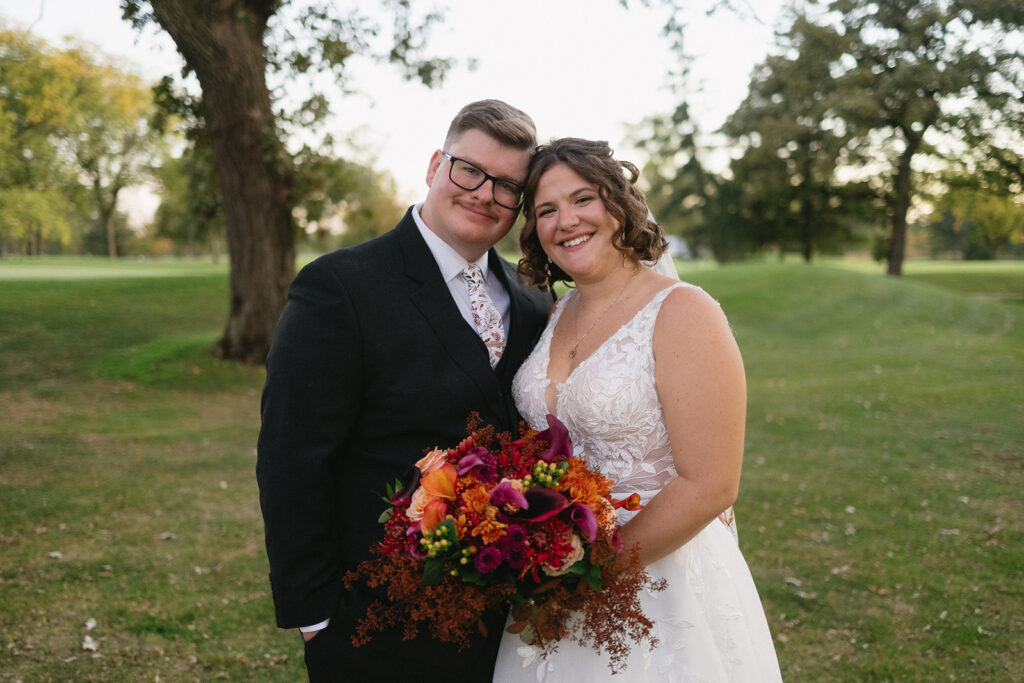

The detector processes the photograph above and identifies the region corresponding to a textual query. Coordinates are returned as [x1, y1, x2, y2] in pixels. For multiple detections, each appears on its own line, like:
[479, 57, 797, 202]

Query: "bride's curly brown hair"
[518, 138, 667, 291]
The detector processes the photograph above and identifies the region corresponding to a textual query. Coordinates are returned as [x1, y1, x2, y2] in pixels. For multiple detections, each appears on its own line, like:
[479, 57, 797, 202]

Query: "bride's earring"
[544, 259, 552, 286]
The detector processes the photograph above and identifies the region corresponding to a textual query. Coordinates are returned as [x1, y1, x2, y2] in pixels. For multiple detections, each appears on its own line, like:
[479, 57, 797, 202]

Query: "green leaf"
[377, 508, 392, 524]
[422, 556, 445, 586]
[567, 560, 588, 576]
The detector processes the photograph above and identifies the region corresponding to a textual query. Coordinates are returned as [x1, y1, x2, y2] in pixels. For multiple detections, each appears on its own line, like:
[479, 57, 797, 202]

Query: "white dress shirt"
[412, 203, 511, 336]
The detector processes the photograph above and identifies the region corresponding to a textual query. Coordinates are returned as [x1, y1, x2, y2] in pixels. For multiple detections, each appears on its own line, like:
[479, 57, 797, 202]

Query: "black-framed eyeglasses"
[442, 152, 525, 210]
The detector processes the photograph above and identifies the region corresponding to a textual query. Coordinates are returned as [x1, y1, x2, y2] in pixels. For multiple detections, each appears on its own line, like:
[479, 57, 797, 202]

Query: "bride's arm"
[618, 286, 747, 566]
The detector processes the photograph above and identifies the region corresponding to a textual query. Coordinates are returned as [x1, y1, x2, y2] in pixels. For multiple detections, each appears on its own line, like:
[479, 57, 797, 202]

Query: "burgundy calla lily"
[490, 480, 528, 509]
[456, 447, 490, 476]
[389, 466, 421, 506]
[535, 414, 572, 462]
[512, 488, 569, 522]
[565, 503, 598, 543]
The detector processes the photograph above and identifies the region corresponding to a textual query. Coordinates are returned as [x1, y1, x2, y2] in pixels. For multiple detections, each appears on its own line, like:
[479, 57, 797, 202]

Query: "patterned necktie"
[461, 263, 505, 368]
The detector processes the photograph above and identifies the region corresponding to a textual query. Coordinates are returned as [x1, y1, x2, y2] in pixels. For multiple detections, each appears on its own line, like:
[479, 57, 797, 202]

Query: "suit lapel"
[396, 215, 505, 417]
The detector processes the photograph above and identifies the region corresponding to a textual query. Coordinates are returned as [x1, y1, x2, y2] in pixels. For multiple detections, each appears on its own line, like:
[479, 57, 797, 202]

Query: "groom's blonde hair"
[444, 99, 537, 151]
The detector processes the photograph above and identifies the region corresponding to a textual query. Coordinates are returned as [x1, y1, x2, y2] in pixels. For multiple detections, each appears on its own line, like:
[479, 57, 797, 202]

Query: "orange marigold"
[471, 505, 507, 545]
[558, 457, 613, 508]
[461, 484, 491, 518]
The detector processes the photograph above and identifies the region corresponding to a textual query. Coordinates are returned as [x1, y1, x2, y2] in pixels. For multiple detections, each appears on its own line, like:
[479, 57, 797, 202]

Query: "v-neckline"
[542, 283, 680, 416]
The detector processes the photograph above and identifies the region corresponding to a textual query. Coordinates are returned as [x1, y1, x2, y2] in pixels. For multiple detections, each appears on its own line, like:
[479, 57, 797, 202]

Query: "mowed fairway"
[1, 258, 1021, 681]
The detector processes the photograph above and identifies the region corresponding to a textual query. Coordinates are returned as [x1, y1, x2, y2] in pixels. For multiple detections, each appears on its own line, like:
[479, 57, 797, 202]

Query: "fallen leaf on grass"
[82, 635, 97, 651]
[46, 551, 62, 560]
[85, 618, 96, 631]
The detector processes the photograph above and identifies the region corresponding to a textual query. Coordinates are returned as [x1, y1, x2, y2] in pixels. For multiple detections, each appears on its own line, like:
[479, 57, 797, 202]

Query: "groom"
[256, 100, 552, 682]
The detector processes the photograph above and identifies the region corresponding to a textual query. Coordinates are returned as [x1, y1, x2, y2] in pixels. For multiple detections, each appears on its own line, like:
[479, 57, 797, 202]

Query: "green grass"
[826, 258, 1024, 303]
[1, 258, 1022, 681]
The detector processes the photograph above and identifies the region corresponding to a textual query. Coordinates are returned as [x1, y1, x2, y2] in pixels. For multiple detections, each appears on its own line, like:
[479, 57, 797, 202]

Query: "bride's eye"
[536, 207, 555, 218]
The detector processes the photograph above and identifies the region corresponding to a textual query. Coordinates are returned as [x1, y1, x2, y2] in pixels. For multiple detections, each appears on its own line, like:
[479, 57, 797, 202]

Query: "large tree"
[121, 0, 451, 363]
[58, 50, 161, 258]
[722, 14, 870, 262]
[822, 0, 1024, 274]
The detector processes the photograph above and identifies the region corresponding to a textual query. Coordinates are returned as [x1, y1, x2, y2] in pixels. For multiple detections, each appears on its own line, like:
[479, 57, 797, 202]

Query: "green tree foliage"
[60, 51, 162, 258]
[925, 180, 1024, 259]
[290, 145, 405, 251]
[647, 1, 1023, 267]
[0, 29, 76, 254]
[721, 14, 878, 262]
[121, 0, 454, 363]
[152, 148, 226, 259]
[0, 29, 161, 257]
[637, 102, 718, 253]
[821, 0, 1024, 274]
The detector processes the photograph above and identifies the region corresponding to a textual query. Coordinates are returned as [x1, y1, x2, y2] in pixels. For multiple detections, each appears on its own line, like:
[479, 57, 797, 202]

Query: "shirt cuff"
[299, 619, 330, 633]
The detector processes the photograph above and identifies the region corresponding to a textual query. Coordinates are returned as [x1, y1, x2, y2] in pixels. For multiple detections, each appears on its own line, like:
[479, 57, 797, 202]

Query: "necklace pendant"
[568, 347, 577, 359]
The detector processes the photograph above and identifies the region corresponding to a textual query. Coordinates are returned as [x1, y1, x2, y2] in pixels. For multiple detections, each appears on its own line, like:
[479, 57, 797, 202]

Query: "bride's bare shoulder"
[655, 284, 737, 354]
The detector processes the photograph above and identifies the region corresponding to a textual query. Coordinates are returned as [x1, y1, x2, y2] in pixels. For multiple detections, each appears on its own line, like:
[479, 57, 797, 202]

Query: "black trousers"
[301, 599, 504, 683]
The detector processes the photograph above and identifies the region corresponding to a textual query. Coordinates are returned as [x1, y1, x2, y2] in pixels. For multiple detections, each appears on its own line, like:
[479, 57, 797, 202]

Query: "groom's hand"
[300, 628, 321, 642]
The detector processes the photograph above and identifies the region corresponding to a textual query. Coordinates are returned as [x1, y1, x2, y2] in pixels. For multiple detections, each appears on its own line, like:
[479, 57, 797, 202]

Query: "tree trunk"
[887, 107, 938, 276]
[886, 141, 915, 276]
[210, 225, 221, 263]
[149, 0, 294, 364]
[100, 189, 120, 259]
[799, 155, 814, 263]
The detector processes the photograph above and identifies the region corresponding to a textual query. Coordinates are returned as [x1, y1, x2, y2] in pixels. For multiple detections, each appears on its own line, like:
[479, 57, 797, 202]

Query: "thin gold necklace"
[568, 274, 635, 359]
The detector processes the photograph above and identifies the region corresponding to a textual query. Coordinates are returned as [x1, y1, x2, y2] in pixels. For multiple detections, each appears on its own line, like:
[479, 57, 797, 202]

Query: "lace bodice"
[513, 283, 692, 500]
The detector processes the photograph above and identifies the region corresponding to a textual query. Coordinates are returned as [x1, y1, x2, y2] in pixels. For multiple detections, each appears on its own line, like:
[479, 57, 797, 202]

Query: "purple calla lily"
[512, 488, 569, 522]
[490, 480, 529, 509]
[389, 466, 421, 506]
[536, 414, 572, 462]
[565, 503, 598, 543]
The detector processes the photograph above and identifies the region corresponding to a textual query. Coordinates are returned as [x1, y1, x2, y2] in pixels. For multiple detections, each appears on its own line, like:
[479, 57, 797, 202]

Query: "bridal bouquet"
[343, 413, 665, 671]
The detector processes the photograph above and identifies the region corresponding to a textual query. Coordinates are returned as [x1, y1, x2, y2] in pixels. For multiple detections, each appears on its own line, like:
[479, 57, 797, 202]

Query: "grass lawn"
[1, 257, 1021, 681]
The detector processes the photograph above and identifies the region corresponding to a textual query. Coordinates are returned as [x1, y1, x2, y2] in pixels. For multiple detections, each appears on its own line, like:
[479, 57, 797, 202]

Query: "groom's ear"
[425, 149, 443, 188]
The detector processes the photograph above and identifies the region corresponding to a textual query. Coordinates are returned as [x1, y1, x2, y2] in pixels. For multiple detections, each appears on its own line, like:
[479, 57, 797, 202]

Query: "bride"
[492, 138, 782, 681]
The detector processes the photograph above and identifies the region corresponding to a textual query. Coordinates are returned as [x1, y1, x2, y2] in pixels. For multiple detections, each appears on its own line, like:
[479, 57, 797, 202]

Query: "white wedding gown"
[492, 283, 782, 682]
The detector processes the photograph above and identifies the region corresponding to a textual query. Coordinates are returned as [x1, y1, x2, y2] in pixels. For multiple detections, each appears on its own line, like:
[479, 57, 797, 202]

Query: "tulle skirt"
[492, 519, 782, 682]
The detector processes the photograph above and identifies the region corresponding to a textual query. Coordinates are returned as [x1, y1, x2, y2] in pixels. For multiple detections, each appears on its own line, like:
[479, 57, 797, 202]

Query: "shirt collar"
[412, 203, 490, 283]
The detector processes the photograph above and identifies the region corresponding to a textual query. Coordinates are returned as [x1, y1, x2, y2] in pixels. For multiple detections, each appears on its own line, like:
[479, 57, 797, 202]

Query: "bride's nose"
[558, 207, 579, 230]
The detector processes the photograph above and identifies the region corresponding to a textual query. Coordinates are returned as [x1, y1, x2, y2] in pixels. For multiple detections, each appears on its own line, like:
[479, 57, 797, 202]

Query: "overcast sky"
[1, 0, 783, 202]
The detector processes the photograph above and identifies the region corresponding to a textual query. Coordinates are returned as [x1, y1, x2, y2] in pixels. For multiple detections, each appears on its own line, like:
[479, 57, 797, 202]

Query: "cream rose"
[542, 533, 585, 577]
[406, 486, 432, 522]
[416, 448, 448, 475]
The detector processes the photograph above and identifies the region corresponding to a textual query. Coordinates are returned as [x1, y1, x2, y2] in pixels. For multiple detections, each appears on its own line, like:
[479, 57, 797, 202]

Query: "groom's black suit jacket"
[257, 208, 552, 681]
